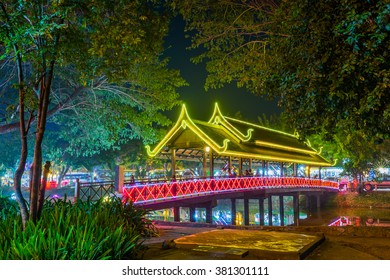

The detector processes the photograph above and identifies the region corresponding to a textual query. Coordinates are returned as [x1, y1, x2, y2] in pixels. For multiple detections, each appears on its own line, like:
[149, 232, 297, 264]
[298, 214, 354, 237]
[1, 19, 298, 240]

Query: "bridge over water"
[114, 103, 339, 226]
[121, 176, 338, 226]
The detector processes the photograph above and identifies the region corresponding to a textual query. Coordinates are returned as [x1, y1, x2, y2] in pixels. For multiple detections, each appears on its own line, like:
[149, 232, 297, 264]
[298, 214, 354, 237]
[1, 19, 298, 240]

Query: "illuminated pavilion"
[145, 103, 333, 179]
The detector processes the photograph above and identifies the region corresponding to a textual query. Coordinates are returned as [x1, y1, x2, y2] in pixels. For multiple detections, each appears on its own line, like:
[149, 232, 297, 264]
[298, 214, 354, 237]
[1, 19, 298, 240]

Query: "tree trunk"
[8, 19, 30, 227]
[57, 165, 70, 187]
[37, 161, 51, 219]
[13, 96, 30, 227]
[30, 62, 56, 223]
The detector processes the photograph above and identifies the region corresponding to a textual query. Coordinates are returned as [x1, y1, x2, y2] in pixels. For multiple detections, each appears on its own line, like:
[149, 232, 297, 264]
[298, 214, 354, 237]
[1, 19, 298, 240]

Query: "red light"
[122, 177, 338, 205]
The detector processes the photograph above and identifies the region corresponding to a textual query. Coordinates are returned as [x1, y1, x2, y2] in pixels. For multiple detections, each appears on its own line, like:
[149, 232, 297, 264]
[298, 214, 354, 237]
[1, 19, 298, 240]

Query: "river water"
[148, 196, 390, 227]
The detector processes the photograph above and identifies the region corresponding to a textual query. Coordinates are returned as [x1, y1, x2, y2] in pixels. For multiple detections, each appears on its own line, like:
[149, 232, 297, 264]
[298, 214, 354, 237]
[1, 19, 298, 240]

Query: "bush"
[0, 196, 156, 260]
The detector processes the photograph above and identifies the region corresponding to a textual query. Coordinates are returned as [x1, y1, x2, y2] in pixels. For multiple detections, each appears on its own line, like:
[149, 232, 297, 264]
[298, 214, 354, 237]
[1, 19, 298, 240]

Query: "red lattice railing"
[122, 177, 339, 205]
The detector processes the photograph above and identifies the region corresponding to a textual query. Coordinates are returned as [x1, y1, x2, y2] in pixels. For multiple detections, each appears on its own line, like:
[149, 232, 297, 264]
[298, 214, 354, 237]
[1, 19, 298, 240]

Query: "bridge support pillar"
[244, 198, 249, 226]
[206, 205, 212, 224]
[305, 194, 312, 211]
[268, 196, 273, 226]
[173, 206, 180, 222]
[189, 207, 196, 222]
[316, 194, 321, 209]
[231, 198, 236, 225]
[279, 195, 284, 226]
[293, 194, 299, 226]
[259, 197, 265, 226]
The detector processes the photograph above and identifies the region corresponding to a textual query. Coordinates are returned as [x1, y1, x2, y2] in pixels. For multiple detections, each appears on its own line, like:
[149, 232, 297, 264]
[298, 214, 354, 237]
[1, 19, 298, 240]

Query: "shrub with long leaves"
[0, 196, 155, 259]
[0, 193, 19, 221]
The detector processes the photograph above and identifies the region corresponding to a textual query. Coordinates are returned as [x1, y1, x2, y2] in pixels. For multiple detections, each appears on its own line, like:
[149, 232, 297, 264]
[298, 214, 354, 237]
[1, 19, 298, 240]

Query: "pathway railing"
[74, 180, 115, 202]
[122, 176, 339, 205]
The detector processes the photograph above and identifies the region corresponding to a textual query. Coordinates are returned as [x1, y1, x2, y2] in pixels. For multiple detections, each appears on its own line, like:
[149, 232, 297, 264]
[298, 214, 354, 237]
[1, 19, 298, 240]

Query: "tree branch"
[0, 85, 85, 134]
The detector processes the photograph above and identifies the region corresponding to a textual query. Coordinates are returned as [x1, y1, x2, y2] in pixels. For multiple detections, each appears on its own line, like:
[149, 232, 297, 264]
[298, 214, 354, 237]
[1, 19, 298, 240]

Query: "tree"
[172, 0, 277, 93]
[0, 0, 185, 226]
[266, 0, 390, 141]
[173, 0, 389, 177]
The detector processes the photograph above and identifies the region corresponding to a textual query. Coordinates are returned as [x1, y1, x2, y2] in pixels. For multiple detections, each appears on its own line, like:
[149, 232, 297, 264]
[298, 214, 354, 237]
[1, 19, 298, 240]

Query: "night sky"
[164, 17, 281, 123]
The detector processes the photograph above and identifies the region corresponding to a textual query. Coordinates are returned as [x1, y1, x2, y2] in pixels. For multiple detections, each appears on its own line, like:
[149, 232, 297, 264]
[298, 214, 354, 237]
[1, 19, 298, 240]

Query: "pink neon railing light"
[122, 177, 339, 205]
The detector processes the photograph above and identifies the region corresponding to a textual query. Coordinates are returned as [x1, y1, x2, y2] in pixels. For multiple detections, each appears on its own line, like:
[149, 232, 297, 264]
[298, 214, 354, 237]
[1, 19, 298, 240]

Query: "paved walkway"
[143, 223, 323, 260]
[142, 222, 390, 260]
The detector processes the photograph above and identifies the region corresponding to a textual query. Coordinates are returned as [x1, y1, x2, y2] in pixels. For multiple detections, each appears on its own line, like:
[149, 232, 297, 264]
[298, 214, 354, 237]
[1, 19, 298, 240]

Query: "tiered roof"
[146, 104, 333, 166]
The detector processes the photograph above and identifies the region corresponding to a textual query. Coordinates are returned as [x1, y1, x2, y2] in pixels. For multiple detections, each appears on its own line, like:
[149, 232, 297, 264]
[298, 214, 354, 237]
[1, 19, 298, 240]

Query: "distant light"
[205, 146, 210, 152]
[378, 168, 387, 174]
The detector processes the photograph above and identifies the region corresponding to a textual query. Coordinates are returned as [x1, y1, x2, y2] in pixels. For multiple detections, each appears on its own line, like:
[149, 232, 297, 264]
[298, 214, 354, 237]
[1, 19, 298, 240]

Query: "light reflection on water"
[304, 207, 390, 227]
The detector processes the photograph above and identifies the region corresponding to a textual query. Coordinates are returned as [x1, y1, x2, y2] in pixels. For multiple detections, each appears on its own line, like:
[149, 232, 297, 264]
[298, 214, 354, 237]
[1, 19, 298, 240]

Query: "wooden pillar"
[206, 205, 212, 224]
[293, 194, 299, 226]
[173, 206, 180, 222]
[228, 156, 232, 173]
[249, 158, 253, 172]
[209, 150, 214, 178]
[231, 198, 236, 225]
[114, 165, 124, 193]
[203, 152, 207, 178]
[244, 198, 249, 226]
[239, 158, 243, 176]
[190, 207, 196, 222]
[259, 197, 265, 226]
[171, 149, 176, 178]
[318, 167, 322, 179]
[307, 166, 311, 178]
[280, 162, 284, 177]
[279, 195, 284, 226]
[293, 163, 298, 177]
[262, 161, 266, 176]
[268, 195, 273, 226]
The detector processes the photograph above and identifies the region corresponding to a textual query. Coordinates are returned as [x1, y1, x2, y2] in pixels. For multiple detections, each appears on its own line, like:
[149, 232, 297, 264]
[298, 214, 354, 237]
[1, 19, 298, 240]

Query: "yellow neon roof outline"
[209, 103, 321, 155]
[223, 116, 322, 154]
[206, 116, 242, 143]
[254, 140, 318, 155]
[146, 104, 230, 157]
[146, 104, 187, 157]
[146, 103, 333, 166]
[208, 103, 253, 142]
[222, 151, 333, 166]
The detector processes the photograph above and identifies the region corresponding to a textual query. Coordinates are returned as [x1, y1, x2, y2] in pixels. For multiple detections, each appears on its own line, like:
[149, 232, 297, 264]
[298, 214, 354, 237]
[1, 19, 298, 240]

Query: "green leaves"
[1, 0, 186, 173]
[0, 197, 153, 259]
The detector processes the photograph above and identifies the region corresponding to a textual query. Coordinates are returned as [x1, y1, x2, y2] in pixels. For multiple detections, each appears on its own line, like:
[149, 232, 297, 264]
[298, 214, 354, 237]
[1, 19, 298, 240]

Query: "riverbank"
[331, 191, 390, 208]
